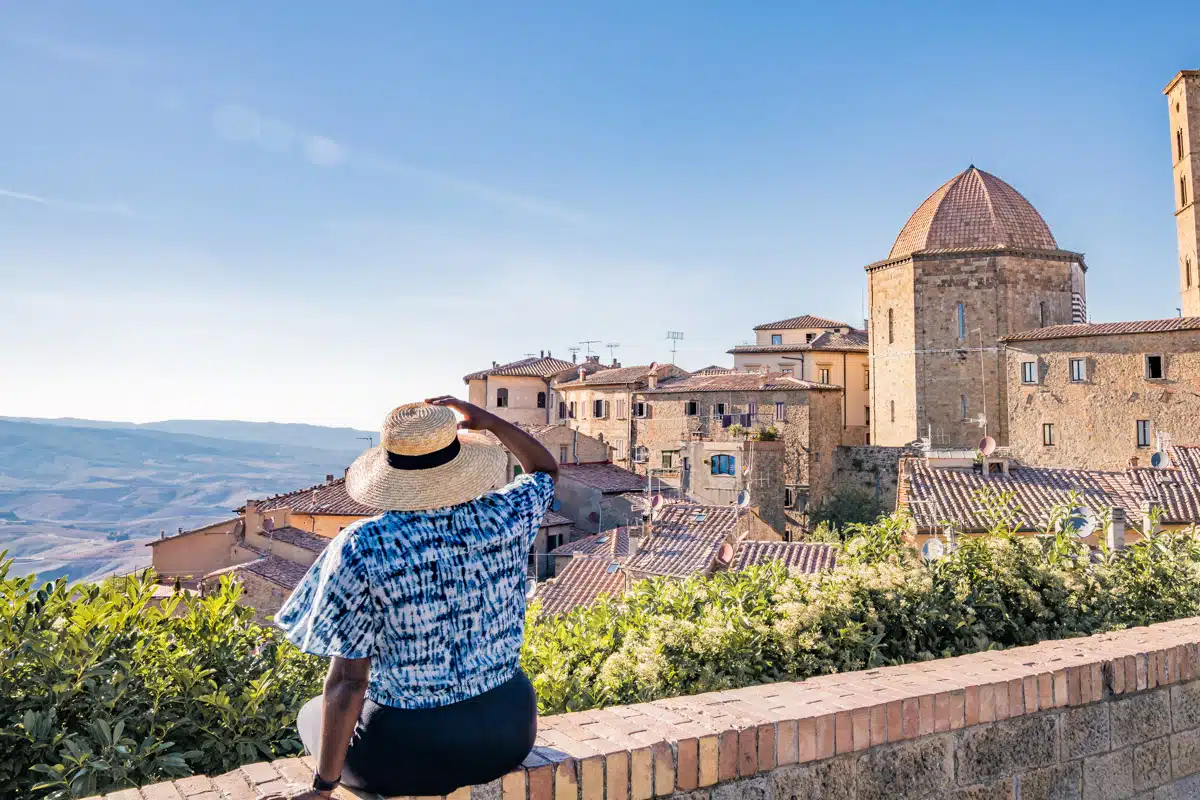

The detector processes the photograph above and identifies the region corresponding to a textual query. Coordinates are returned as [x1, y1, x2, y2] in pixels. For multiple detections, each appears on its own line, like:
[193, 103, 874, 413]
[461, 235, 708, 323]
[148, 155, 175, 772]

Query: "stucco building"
[728, 314, 870, 443]
[1167, 71, 1200, 317]
[867, 166, 1087, 450]
[463, 353, 605, 425]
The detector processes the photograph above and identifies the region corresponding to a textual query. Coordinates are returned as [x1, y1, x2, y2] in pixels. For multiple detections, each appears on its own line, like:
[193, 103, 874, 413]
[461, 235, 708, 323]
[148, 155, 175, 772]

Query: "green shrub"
[0, 561, 324, 799]
[806, 486, 889, 533]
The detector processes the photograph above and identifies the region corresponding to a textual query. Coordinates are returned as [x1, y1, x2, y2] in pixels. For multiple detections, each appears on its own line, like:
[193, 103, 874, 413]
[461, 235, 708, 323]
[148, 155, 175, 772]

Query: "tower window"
[1021, 361, 1038, 384]
[1043, 423, 1055, 447]
[864, 405, 870, 425]
[1137, 419, 1151, 448]
[1187, 257, 1193, 289]
[956, 303, 966, 341]
[888, 309, 894, 344]
[1183, 175, 1190, 209]
[864, 368, 870, 390]
[1039, 301, 1047, 328]
[1179, 129, 1186, 162]
[1070, 358, 1087, 382]
[1145, 355, 1164, 380]
[961, 395, 968, 420]
[890, 400, 895, 423]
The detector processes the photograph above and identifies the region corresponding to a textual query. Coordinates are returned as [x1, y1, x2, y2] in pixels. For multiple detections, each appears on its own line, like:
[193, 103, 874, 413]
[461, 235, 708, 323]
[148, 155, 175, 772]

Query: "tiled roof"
[644, 372, 840, 393]
[464, 356, 604, 381]
[1001, 317, 1200, 342]
[728, 330, 869, 355]
[147, 517, 240, 547]
[753, 314, 851, 331]
[889, 167, 1058, 260]
[533, 556, 626, 616]
[267, 526, 331, 553]
[731, 541, 838, 574]
[556, 364, 689, 387]
[618, 488, 688, 514]
[1125, 447, 1200, 524]
[541, 511, 574, 527]
[1166, 446, 1200, 482]
[256, 478, 378, 516]
[549, 528, 631, 559]
[693, 365, 735, 375]
[898, 458, 1148, 531]
[558, 462, 649, 494]
[238, 555, 311, 590]
[623, 505, 739, 578]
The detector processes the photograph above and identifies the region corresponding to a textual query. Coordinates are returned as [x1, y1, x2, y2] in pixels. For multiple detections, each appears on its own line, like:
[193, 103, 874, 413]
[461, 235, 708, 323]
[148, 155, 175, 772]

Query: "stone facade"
[1005, 329, 1200, 469]
[681, 440, 786, 534]
[832, 444, 918, 509]
[105, 616, 1200, 800]
[869, 250, 1084, 450]
[1167, 71, 1200, 317]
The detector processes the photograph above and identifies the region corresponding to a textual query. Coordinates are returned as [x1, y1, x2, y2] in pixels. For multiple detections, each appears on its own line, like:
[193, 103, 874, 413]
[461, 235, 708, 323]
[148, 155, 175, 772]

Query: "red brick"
[171, 777, 213, 798]
[696, 735, 717, 788]
[815, 714, 834, 759]
[212, 773, 256, 800]
[994, 682, 1010, 720]
[851, 707, 871, 751]
[717, 729, 738, 781]
[580, 756, 604, 800]
[606, 751, 629, 800]
[757, 723, 776, 772]
[676, 738, 698, 791]
[105, 791, 144, 800]
[1008, 678, 1025, 717]
[240, 763, 281, 785]
[651, 740, 673, 797]
[918, 695, 935, 736]
[1091, 662, 1104, 700]
[964, 686, 980, 727]
[140, 782, 183, 800]
[529, 764, 553, 800]
[630, 747, 653, 800]
[555, 760, 579, 800]
[777, 718, 798, 765]
[255, 780, 289, 797]
[1023, 676, 1039, 713]
[270, 759, 311, 787]
[901, 698, 920, 739]
[934, 693, 951, 732]
[501, 769, 527, 800]
[738, 727, 757, 776]
[1053, 670, 1069, 708]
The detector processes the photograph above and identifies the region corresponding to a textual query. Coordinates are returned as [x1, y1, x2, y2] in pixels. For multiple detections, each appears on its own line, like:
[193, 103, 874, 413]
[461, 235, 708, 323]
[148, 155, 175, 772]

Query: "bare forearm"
[317, 659, 369, 784]
[486, 416, 558, 478]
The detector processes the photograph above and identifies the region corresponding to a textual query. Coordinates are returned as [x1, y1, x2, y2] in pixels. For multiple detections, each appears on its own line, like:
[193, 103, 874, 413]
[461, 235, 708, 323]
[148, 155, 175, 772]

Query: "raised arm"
[426, 396, 558, 479]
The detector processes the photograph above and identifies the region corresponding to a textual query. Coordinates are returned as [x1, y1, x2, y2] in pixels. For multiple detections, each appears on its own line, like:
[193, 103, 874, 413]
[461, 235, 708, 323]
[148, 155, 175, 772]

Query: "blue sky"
[0, 2, 1193, 430]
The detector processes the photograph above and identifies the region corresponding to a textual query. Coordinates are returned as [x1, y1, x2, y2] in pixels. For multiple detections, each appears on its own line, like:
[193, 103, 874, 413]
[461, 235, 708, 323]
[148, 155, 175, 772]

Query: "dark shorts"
[297, 670, 538, 797]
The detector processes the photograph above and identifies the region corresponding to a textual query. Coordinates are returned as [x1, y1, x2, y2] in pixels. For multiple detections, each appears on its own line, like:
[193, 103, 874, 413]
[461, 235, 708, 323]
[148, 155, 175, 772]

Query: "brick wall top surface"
[88, 616, 1200, 800]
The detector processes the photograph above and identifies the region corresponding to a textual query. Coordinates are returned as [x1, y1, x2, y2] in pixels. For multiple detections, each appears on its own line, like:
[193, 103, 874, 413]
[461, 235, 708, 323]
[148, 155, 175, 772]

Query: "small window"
[661, 451, 675, 469]
[805, 333, 816, 343]
[558, 446, 569, 464]
[747, 401, 757, 418]
[784, 486, 795, 508]
[775, 401, 786, 421]
[1137, 420, 1151, 448]
[685, 400, 698, 416]
[593, 399, 605, 418]
[890, 400, 895, 423]
[715, 402, 726, 416]
[558, 401, 567, 419]
[1039, 301, 1047, 328]
[1179, 128, 1186, 162]
[1188, 257, 1194, 289]
[781, 368, 793, 376]
[956, 303, 966, 340]
[818, 367, 831, 384]
[960, 395, 968, 420]
[1021, 361, 1038, 384]
[632, 402, 647, 418]
[771, 334, 782, 345]
[495, 388, 509, 408]
[1043, 423, 1055, 446]
[864, 369, 870, 390]
[537, 392, 547, 409]
[616, 399, 626, 419]
[1183, 175, 1190, 209]
[1069, 358, 1087, 382]
[569, 401, 577, 419]
[1146, 355, 1164, 380]
[633, 445, 649, 463]
[887, 309, 894, 344]
[864, 406, 870, 425]
[546, 532, 564, 551]
[814, 452, 821, 464]
[710, 454, 736, 475]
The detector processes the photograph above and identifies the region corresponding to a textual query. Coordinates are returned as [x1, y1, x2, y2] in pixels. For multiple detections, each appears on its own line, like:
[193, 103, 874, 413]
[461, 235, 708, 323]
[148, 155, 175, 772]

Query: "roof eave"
[865, 246, 1088, 273]
[1164, 70, 1200, 94]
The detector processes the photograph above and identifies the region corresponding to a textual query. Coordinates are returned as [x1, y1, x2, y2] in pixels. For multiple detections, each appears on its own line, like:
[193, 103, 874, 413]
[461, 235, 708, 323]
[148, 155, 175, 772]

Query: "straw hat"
[346, 403, 507, 511]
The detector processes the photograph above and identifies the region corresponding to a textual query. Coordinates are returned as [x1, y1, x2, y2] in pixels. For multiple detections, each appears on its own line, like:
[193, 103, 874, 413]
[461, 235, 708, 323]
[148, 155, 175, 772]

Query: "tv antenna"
[606, 342, 620, 361]
[579, 340, 600, 357]
[357, 436, 374, 448]
[567, 346, 581, 362]
[666, 331, 684, 364]
[524, 352, 537, 359]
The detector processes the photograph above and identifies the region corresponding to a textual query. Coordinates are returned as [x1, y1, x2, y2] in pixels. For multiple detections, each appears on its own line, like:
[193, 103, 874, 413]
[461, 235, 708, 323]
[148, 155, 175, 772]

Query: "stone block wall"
[93, 617, 1200, 800]
[832, 444, 919, 510]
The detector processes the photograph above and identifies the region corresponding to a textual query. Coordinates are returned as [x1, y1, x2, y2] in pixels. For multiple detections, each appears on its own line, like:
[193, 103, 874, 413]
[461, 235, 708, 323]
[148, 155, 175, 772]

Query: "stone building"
[1002, 319, 1200, 470]
[728, 314, 870, 443]
[631, 371, 844, 537]
[867, 166, 1087, 450]
[463, 353, 605, 426]
[1166, 71, 1200, 317]
[552, 362, 689, 466]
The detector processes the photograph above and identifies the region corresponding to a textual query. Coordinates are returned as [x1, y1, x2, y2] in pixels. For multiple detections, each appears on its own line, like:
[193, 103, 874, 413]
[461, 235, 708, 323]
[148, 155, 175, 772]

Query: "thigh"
[296, 696, 323, 758]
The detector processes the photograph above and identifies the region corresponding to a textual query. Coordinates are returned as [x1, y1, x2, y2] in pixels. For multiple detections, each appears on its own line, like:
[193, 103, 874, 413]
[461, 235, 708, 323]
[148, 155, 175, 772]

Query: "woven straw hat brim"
[345, 430, 507, 512]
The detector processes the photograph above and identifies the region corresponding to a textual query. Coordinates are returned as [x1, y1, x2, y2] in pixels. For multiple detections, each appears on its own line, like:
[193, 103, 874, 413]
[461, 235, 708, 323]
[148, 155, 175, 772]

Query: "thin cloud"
[0, 188, 136, 219]
[3, 33, 146, 70]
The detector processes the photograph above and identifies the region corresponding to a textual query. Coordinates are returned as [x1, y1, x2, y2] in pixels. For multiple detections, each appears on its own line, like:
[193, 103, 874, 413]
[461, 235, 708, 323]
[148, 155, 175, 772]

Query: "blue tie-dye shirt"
[276, 471, 555, 709]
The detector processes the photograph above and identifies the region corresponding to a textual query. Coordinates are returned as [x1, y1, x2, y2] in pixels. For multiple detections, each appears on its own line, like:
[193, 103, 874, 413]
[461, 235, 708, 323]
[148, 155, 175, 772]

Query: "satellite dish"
[1062, 506, 1096, 539]
[650, 495, 664, 511]
[737, 490, 751, 508]
[715, 542, 735, 566]
[1151, 451, 1169, 468]
[978, 436, 997, 456]
[262, 518, 275, 532]
[551, 498, 562, 512]
[525, 578, 537, 599]
[921, 538, 945, 561]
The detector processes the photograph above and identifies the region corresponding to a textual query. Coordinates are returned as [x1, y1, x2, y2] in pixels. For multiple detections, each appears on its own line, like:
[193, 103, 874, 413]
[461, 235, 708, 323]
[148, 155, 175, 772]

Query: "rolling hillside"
[0, 418, 362, 584]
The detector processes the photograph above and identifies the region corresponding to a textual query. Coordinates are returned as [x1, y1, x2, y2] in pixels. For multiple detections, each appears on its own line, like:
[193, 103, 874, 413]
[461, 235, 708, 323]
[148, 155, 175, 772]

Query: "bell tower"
[1166, 71, 1200, 317]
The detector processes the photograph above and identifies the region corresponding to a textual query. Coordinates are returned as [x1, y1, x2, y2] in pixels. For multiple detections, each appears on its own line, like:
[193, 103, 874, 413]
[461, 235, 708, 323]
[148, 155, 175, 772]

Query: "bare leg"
[297, 695, 323, 759]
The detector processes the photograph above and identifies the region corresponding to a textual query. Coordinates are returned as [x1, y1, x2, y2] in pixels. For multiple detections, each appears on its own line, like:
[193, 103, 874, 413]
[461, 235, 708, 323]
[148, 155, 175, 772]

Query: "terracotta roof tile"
[1001, 317, 1200, 342]
[541, 511, 574, 527]
[558, 462, 649, 493]
[693, 365, 735, 375]
[464, 357, 605, 381]
[207, 555, 311, 591]
[890, 167, 1057, 260]
[266, 526, 329, 553]
[731, 541, 838, 574]
[728, 330, 868, 355]
[534, 557, 626, 616]
[549, 528, 631, 558]
[256, 478, 378, 516]
[753, 314, 851, 331]
[623, 505, 739, 577]
[644, 372, 840, 393]
[556, 364, 689, 387]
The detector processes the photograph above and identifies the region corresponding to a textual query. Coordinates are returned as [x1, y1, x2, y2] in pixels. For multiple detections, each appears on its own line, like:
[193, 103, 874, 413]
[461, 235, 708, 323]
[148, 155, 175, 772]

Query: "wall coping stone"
[82, 616, 1200, 800]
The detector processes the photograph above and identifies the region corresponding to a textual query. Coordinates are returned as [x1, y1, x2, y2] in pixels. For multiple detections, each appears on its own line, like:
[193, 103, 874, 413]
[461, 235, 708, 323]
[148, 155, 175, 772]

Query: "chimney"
[609, 527, 620, 560]
[578, 367, 586, 382]
[641, 512, 653, 546]
[1106, 508, 1126, 551]
[612, 358, 620, 368]
[647, 362, 659, 390]
[325, 473, 334, 483]
[493, 360, 499, 368]
[244, 499, 264, 535]
[548, 349, 552, 358]
[572, 351, 577, 363]
[540, 350, 545, 358]
[863, 318, 869, 331]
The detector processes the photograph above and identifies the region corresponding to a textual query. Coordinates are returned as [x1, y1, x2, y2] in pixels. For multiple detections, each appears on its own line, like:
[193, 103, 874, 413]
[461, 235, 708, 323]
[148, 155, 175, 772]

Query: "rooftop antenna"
[666, 331, 685, 365]
[579, 340, 600, 357]
[606, 342, 620, 362]
[357, 436, 374, 448]
[567, 346, 581, 362]
[524, 352, 537, 359]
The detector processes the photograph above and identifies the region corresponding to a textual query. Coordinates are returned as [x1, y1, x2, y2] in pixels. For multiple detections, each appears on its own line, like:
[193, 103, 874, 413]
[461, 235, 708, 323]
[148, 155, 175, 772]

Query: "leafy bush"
[806, 486, 889, 533]
[0, 561, 324, 799]
[522, 498, 1200, 715]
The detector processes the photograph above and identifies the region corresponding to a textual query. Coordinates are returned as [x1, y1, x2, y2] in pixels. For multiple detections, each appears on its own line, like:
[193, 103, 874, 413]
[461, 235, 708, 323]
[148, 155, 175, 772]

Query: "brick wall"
[105, 616, 1200, 800]
[1005, 330, 1200, 470]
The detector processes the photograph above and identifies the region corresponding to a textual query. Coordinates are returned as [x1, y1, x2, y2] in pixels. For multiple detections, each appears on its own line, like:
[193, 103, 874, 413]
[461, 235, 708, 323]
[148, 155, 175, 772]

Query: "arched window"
[537, 391, 546, 409]
[887, 309, 894, 344]
[495, 388, 509, 408]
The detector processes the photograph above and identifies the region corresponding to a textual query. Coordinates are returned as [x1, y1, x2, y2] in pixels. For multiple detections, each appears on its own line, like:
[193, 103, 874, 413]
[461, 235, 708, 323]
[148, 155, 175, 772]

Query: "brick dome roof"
[889, 166, 1057, 260]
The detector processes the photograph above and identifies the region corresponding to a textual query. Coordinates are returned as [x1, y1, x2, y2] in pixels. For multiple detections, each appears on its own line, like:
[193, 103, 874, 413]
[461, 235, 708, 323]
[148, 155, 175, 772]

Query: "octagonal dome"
[889, 166, 1057, 260]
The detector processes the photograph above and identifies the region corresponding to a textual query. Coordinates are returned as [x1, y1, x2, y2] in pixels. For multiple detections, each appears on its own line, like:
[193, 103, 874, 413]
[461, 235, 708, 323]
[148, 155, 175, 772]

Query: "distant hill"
[0, 418, 362, 584]
[2, 416, 375, 452]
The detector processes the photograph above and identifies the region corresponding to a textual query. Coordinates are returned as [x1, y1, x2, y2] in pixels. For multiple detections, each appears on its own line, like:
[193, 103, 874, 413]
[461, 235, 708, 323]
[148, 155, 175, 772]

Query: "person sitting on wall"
[265, 397, 557, 798]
